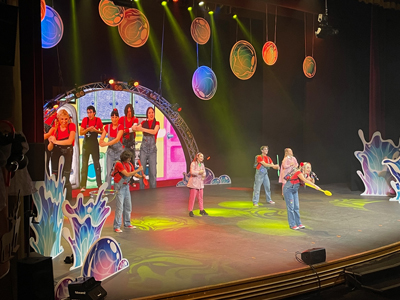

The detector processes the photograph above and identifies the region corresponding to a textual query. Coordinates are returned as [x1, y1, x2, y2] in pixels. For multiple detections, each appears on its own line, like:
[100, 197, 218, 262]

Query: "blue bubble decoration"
[192, 66, 217, 100]
[41, 5, 64, 49]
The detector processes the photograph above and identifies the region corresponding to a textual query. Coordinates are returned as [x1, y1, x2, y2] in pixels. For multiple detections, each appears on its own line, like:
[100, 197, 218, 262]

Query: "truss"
[48, 81, 199, 162]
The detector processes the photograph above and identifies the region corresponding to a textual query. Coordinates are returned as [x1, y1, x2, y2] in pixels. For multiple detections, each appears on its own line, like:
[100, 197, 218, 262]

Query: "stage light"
[113, 84, 123, 91]
[188, 6, 192, 11]
[232, 14, 237, 19]
[199, 1, 204, 6]
[161, 1, 167, 6]
[74, 86, 86, 99]
[171, 103, 181, 112]
[172, 0, 178, 2]
[134, 81, 139, 87]
[315, 1, 338, 39]
[208, 10, 213, 15]
[109, 79, 115, 84]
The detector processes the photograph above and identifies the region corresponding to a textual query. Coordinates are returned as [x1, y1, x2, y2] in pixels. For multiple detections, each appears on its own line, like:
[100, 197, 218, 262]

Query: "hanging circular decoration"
[41, 5, 64, 49]
[262, 41, 278, 66]
[303, 56, 316, 78]
[40, 0, 46, 21]
[229, 40, 257, 80]
[192, 66, 217, 100]
[118, 8, 149, 48]
[190, 17, 210, 45]
[98, 0, 125, 27]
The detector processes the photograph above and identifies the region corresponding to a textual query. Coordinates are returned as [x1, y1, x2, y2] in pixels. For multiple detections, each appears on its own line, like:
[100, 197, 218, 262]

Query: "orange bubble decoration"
[118, 8, 149, 48]
[262, 41, 278, 66]
[303, 56, 316, 78]
[190, 17, 210, 45]
[40, 0, 46, 21]
[98, 0, 125, 27]
[229, 40, 257, 80]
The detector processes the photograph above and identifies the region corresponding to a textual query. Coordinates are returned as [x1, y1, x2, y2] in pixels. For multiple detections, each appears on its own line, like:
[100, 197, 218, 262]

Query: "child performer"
[112, 150, 142, 233]
[187, 152, 208, 217]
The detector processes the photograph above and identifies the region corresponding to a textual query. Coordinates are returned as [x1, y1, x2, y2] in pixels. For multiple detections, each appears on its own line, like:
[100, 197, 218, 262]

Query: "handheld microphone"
[311, 171, 319, 181]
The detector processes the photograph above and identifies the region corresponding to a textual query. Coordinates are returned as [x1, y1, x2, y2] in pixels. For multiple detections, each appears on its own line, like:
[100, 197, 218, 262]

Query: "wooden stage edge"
[133, 242, 400, 300]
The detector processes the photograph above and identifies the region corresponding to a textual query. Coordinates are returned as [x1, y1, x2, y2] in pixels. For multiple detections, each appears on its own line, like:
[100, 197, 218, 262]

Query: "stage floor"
[53, 179, 400, 300]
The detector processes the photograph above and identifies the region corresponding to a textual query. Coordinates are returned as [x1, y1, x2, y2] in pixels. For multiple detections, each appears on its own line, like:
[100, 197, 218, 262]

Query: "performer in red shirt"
[118, 103, 138, 158]
[135, 107, 160, 189]
[252, 145, 279, 206]
[111, 150, 142, 233]
[79, 105, 103, 191]
[283, 162, 320, 230]
[48, 109, 76, 200]
[99, 109, 124, 190]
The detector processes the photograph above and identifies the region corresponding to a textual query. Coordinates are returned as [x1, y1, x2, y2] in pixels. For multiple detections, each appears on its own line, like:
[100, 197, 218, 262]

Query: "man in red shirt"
[79, 106, 103, 191]
[252, 145, 279, 206]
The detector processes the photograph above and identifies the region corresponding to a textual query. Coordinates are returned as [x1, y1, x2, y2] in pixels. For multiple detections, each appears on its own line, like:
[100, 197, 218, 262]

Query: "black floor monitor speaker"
[301, 247, 326, 265]
[17, 254, 55, 300]
[68, 277, 107, 300]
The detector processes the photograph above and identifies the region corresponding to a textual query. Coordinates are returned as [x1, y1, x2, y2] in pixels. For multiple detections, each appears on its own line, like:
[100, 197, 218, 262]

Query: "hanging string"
[265, 4, 268, 41]
[312, 16, 315, 57]
[304, 13, 307, 58]
[250, 18, 252, 44]
[196, 43, 199, 68]
[210, 22, 214, 69]
[159, 9, 166, 96]
[236, 21, 238, 42]
[274, 6, 277, 44]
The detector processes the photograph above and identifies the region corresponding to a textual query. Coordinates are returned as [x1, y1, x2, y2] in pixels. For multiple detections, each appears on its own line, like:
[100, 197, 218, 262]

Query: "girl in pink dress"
[187, 152, 208, 217]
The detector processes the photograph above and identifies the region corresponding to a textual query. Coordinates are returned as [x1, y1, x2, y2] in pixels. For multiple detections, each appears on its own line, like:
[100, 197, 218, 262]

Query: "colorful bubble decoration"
[41, 5, 64, 49]
[192, 66, 218, 100]
[262, 41, 278, 66]
[40, 0, 46, 21]
[230, 40, 257, 80]
[98, 0, 125, 27]
[190, 17, 210, 45]
[118, 8, 149, 48]
[303, 56, 316, 78]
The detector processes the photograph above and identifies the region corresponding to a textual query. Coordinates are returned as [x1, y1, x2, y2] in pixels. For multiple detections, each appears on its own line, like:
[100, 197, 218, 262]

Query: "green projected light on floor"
[132, 216, 196, 231]
[237, 219, 306, 236]
[329, 199, 383, 210]
[128, 249, 239, 288]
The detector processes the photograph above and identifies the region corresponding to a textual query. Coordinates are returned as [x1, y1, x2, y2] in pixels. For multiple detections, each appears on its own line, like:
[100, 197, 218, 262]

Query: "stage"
[53, 179, 400, 300]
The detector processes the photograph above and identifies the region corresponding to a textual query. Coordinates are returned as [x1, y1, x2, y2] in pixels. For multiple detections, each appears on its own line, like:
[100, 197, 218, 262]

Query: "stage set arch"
[49, 81, 230, 189]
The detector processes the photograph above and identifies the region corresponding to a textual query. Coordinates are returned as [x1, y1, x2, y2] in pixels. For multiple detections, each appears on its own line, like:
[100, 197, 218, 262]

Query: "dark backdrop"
[42, 0, 400, 186]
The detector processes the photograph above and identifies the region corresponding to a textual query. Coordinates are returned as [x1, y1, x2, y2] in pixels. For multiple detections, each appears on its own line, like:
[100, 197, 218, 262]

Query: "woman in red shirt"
[48, 109, 76, 200]
[283, 162, 320, 230]
[136, 107, 159, 189]
[99, 109, 124, 190]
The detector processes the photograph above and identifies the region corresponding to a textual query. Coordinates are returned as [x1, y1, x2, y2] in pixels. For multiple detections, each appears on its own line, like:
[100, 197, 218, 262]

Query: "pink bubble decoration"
[40, 0, 46, 21]
[41, 5, 64, 49]
[229, 40, 257, 80]
[192, 66, 218, 100]
[262, 41, 278, 66]
[190, 17, 210, 45]
[303, 56, 316, 78]
[98, 0, 125, 27]
[118, 8, 149, 48]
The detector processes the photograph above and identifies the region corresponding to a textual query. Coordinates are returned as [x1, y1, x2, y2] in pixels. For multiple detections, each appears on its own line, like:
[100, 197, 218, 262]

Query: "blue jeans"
[139, 136, 157, 189]
[113, 181, 132, 229]
[252, 167, 272, 204]
[283, 182, 301, 228]
[105, 143, 123, 190]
